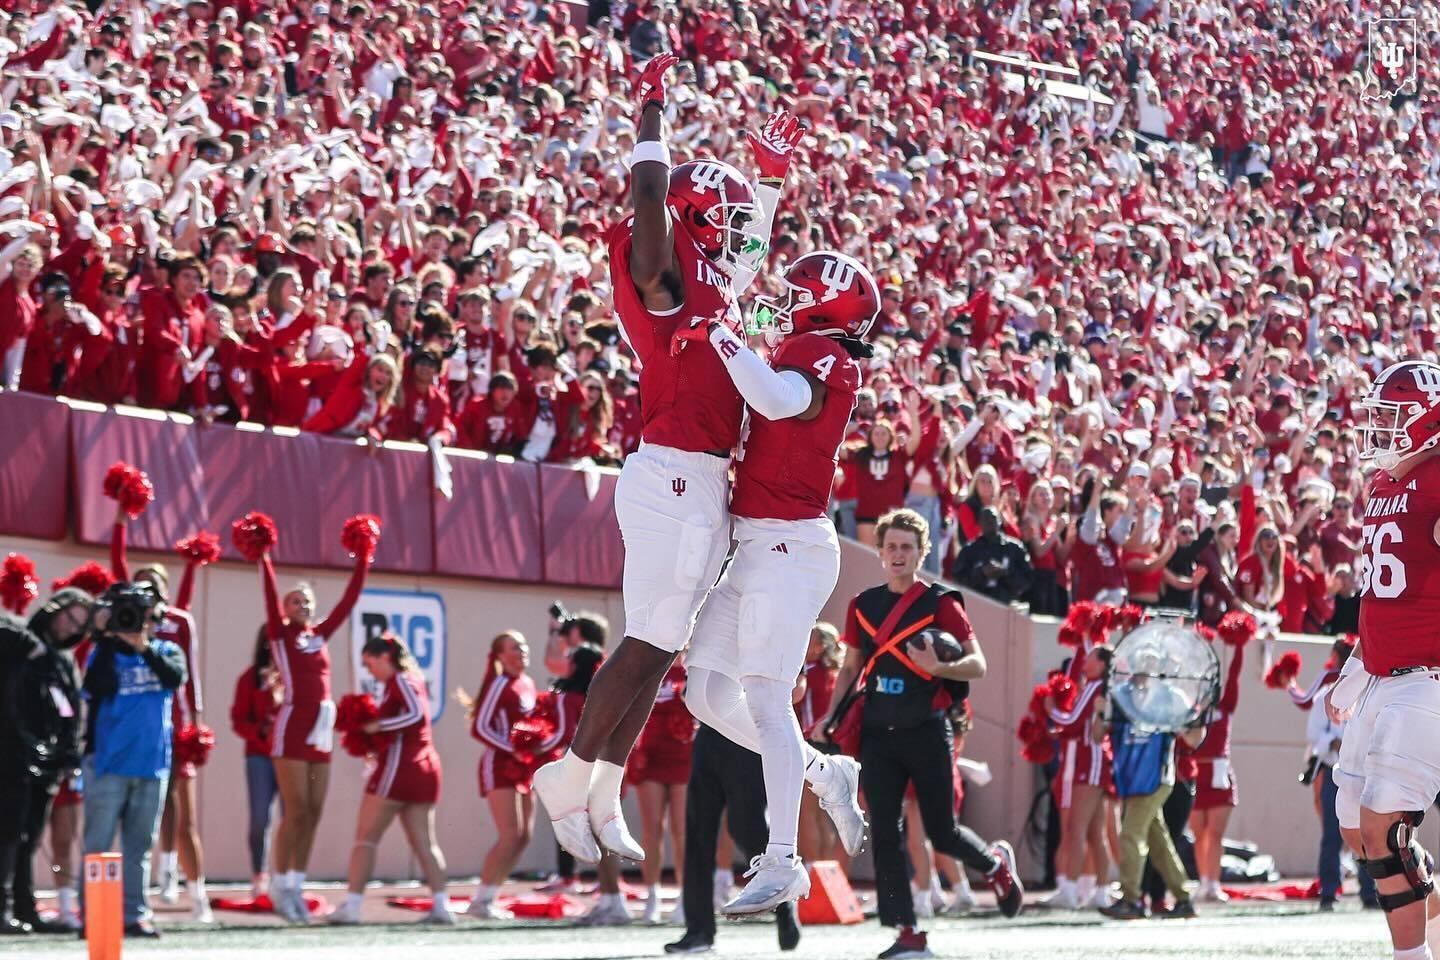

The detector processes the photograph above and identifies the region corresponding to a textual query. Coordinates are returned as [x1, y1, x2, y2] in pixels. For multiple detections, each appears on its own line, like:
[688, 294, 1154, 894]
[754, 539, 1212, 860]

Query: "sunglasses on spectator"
[397, 298, 415, 307]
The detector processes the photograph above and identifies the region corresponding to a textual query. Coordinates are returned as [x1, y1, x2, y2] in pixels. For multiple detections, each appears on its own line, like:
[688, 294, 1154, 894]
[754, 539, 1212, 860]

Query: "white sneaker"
[713, 870, 735, 911]
[912, 886, 935, 919]
[421, 907, 457, 926]
[159, 869, 180, 905]
[270, 882, 298, 923]
[329, 900, 362, 925]
[591, 808, 646, 861]
[642, 893, 662, 924]
[947, 885, 978, 915]
[465, 898, 513, 920]
[811, 755, 867, 857]
[667, 892, 686, 923]
[1088, 887, 1115, 910]
[722, 856, 811, 916]
[190, 897, 215, 924]
[928, 878, 946, 913]
[580, 896, 632, 926]
[1041, 884, 1080, 910]
[289, 887, 313, 925]
[1197, 881, 1229, 903]
[533, 760, 602, 863]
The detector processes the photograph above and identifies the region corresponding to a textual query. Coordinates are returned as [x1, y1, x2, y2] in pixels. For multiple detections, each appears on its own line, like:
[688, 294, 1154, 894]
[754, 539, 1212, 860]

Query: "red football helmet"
[747, 251, 879, 347]
[666, 159, 757, 277]
[1357, 360, 1440, 470]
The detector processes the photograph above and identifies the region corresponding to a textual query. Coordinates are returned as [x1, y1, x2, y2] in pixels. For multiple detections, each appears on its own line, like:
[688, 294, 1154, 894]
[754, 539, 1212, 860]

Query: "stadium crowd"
[0, 0, 1433, 623]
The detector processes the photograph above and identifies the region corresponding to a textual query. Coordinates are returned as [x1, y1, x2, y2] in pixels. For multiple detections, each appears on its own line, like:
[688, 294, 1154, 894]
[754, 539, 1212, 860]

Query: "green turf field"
[0, 901, 1390, 959]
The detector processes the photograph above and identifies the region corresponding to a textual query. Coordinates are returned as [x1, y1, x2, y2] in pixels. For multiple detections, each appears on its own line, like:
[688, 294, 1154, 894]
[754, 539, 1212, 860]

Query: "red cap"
[253, 233, 282, 253]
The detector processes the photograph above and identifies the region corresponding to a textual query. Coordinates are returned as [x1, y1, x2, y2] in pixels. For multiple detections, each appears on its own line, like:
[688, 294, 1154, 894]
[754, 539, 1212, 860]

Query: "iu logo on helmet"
[672, 478, 687, 497]
[689, 162, 730, 194]
[819, 258, 857, 303]
[1414, 366, 1440, 406]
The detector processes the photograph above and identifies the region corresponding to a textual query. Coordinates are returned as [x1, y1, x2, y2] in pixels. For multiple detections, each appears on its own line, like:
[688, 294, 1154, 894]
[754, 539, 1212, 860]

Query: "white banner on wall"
[349, 588, 448, 721]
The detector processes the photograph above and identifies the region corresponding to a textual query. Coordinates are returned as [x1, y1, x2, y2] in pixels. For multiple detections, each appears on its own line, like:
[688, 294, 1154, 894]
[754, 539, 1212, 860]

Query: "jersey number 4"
[1359, 521, 1407, 599]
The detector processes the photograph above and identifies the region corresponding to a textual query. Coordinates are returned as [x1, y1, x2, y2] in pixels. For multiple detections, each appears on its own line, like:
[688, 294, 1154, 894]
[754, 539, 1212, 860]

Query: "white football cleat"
[591, 809, 646, 861]
[811, 755, 867, 857]
[722, 855, 811, 916]
[532, 761, 603, 863]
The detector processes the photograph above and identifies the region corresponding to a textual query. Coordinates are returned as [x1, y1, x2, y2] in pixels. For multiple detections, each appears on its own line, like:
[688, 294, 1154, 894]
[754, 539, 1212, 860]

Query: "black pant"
[860, 716, 996, 928]
[682, 725, 771, 941]
[1142, 778, 1196, 906]
[0, 774, 55, 921]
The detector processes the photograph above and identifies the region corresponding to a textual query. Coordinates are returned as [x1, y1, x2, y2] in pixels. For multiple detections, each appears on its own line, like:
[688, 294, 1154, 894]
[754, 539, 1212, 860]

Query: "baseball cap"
[252, 233, 282, 253]
[1128, 462, 1151, 479]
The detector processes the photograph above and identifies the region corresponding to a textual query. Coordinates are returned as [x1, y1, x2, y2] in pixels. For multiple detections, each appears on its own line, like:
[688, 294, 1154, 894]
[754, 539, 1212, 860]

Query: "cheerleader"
[797, 624, 841, 863]
[109, 511, 212, 921]
[461, 631, 537, 920]
[255, 529, 370, 923]
[1191, 633, 1246, 902]
[630, 661, 694, 924]
[229, 626, 282, 898]
[330, 632, 451, 926]
[534, 644, 605, 892]
[1043, 645, 1114, 910]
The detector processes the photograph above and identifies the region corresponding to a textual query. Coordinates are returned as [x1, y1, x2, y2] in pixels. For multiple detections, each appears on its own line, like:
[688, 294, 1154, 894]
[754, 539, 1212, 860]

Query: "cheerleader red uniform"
[261, 554, 368, 764]
[796, 660, 837, 739]
[112, 523, 203, 778]
[1192, 639, 1245, 810]
[1047, 678, 1112, 808]
[471, 670, 538, 797]
[368, 671, 442, 805]
[630, 664, 694, 786]
[230, 665, 280, 757]
[521, 689, 585, 768]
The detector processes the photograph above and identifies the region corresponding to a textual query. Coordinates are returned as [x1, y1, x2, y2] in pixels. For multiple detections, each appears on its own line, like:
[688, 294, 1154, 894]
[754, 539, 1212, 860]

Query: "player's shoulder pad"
[774, 333, 861, 392]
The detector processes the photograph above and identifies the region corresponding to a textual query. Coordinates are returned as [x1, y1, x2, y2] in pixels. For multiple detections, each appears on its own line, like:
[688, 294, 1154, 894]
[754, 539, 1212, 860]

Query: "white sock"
[646, 884, 660, 902]
[1053, 874, 1072, 892]
[556, 750, 596, 801]
[589, 760, 626, 816]
[1076, 875, 1096, 901]
[1394, 945, 1432, 960]
[714, 867, 732, 889]
[190, 878, 208, 902]
[743, 674, 806, 855]
[476, 883, 498, 903]
[604, 893, 626, 908]
[289, 871, 306, 891]
[432, 892, 450, 912]
[930, 874, 943, 899]
[58, 887, 77, 914]
[161, 851, 178, 877]
[344, 892, 363, 911]
[954, 872, 974, 895]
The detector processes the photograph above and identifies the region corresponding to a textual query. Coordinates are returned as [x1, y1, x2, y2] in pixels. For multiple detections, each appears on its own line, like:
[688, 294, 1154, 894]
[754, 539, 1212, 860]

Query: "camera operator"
[0, 588, 93, 936]
[80, 583, 186, 940]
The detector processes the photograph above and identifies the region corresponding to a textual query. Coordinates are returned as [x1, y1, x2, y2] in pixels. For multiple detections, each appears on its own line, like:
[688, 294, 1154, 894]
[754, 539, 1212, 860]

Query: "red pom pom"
[1265, 652, 1304, 690]
[1115, 604, 1146, 633]
[341, 515, 383, 561]
[667, 709, 697, 744]
[512, 714, 558, 754]
[102, 462, 153, 518]
[1062, 601, 1099, 635]
[231, 512, 278, 563]
[1, 553, 39, 615]
[175, 532, 222, 566]
[1047, 672, 1078, 712]
[53, 562, 115, 598]
[174, 723, 216, 768]
[1022, 738, 1056, 765]
[336, 692, 382, 758]
[1196, 625, 1218, 644]
[1056, 624, 1085, 649]
[1218, 611, 1258, 648]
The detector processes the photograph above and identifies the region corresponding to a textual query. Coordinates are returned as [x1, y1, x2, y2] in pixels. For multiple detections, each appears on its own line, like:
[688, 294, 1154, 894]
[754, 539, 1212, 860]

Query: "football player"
[1329, 360, 1440, 960]
[532, 57, 801, 864]
[669, 251, 879, 913]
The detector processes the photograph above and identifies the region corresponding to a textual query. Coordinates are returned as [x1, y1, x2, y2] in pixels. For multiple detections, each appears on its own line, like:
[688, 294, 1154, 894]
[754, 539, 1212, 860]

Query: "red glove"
[669, 311, 724, 358]
[633, 52, 680, 124]
[746, 110, 806, 183]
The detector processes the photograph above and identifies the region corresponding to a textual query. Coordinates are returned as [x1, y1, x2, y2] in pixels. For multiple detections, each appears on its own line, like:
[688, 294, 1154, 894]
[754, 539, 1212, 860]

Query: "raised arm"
[110, 511, 131, 582]
[258, 555, 284, 639]
[1217, 639, 1245, 714]
[316, 552, 370, 638]
[628, 54, 681, 308]
[729, 111, 805, 297]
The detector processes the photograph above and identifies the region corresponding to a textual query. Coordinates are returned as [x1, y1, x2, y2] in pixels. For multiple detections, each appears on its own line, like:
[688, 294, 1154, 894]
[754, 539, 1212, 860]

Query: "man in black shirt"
[1157, 520, 1213, 613]
[951, 507, 1033, 604]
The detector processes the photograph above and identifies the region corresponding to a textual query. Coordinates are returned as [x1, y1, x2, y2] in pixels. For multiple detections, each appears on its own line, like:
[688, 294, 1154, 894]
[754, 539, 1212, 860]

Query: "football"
[908, 629, 966, 663]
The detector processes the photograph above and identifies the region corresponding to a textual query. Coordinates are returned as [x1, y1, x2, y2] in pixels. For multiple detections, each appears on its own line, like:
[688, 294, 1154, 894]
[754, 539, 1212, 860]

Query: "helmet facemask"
[705, 201, 759, 278]
[748, 279, 814, 348]
[1356, 397, 1410, 471]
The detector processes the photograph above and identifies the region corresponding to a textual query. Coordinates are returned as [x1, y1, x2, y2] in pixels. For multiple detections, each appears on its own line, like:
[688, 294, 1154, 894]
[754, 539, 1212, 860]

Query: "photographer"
[0, 588, 92, 936]
[81, 584, 187, 940]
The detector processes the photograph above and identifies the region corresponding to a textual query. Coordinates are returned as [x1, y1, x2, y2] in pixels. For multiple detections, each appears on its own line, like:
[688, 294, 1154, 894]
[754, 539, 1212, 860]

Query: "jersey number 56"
[1359, 521, 1407, 599]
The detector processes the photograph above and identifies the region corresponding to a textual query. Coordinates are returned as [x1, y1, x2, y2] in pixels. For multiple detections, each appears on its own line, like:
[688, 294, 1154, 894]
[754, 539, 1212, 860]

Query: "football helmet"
[666, 160, 757, 278]
[747, 251, 879, 348]
[1357, 360, 1440, 471]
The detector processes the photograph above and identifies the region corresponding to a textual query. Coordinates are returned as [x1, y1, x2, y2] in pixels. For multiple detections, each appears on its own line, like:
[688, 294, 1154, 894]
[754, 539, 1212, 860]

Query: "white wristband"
[630, 141, 672, 169]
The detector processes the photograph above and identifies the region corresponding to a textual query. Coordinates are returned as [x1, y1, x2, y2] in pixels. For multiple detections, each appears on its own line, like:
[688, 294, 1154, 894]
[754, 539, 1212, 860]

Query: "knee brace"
[1361, 811, 1434, 912]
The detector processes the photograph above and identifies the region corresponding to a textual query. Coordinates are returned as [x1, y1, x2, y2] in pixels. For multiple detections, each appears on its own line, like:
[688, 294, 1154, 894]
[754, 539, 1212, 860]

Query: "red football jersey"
[607, 215, 744, 454]
[731, 334, 861, 521]
[1359, 457, 1440, 674]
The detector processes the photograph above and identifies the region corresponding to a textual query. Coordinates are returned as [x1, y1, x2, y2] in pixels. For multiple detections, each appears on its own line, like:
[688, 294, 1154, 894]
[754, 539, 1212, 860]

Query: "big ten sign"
[349, 589, 448, 721]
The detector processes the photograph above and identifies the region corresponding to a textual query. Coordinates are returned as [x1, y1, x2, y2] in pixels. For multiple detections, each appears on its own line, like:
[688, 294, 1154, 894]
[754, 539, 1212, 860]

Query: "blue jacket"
[84, 638, 186, 779]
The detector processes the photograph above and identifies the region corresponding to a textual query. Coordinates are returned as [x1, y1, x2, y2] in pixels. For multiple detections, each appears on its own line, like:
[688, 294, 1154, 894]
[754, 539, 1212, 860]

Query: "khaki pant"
[1118, 783, 1190, 903]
